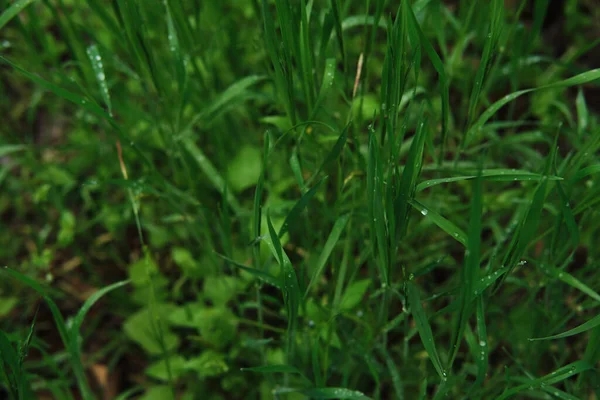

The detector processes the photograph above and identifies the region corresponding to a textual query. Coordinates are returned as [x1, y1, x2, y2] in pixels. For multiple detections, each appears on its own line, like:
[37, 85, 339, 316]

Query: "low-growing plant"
[1, 0, 599, 399]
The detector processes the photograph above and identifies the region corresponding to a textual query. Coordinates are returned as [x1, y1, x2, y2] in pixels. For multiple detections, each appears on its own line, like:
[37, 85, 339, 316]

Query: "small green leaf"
[145, 356, 187, 381]
[226, 146, 262, 192]
[340, 280, 371, 311]
[185, 351, 229, 378]
[123, 306, 180, 355]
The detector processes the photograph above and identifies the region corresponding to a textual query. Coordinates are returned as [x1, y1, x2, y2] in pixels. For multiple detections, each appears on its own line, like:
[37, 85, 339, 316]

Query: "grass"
[1, 0, 600, 399]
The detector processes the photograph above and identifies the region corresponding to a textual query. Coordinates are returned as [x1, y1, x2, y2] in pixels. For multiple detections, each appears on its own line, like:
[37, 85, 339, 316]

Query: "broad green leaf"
[226, 145, 262, 192]
[340, 279, 370, 311]
[185, 351, 229, 377]
[145, 356, 186, 381]
[123, 306, 180, 355]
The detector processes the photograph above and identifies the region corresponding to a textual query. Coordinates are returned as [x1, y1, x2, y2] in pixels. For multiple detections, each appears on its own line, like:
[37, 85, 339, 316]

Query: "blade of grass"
[86, 44, 112, 116]
[449, 173, 483, 367]
[395, 109, 428, 240]
[2, 267, 93, 400]
[0, 0, 39, 30]
[406, 281, 446, 381]
[305, 214, 350, 297]
[409, 199, 467, 246]
[183, 140, 242, 214]
[215, 252, 282, 290]
[529, 313, 600, 341]
[266, 212, 300, 361]
[278, 176, 327, 238]
[466, 69, 600, 144]
[406, 5, 449, 154]
[496, 361, 590, 400]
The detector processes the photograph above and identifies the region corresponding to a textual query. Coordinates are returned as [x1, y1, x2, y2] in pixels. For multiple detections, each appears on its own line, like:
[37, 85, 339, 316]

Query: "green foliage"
[1, 0, 600, 399]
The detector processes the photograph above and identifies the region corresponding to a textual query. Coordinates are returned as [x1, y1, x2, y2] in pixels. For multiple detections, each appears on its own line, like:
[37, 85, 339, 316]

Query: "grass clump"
[1, 0, 600, 399]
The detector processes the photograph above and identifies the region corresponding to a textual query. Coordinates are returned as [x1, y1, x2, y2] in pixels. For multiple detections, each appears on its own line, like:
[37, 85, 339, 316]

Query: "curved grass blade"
[466, 69, 600, 144]
[409, 199, 467, 246]
[71, 280, 129, 336]
[309, 123, 349, 184]
[529, 313, 600, 342]
[0, 0, 38, 30]
[406, 281, 446, 381]
[417, 171, 562, 192]
[2, 268, 94, 400]
[574, 164, 600, 182]
[496, 361, 590, 400]
[305, 214, 350, 297]
[278, 176, 327, 238]
[1, 56, 108, 119]
[215, 252, 281, 289]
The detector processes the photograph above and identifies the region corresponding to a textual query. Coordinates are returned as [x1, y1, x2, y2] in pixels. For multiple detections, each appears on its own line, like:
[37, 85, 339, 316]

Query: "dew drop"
[421, 209, 428, 216]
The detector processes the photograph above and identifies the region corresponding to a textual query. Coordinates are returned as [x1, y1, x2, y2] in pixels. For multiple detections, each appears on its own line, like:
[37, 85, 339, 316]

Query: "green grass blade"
[529, 313, 600, 342]
[71, 280, 129, 336]
[300, 387, 370, 399]
[278, 176, 327, 238]
[266, 212, 300, 359]
[215, 252, 282, 289]
[497, 361, 590, 400]
[394, 109, 428, 239]
[406, 6, 449, 152]
[465, 0, 503, 129]
[164, 0, 186, 97]
[417, 170, 562, 192]
[0, 330, 19, 398]
[1, 56, 108, 119]
[2, 268, 93, 400]
[310, 123, 349, 183]
[449, 174, 483, 367]
[409, 199, 467, 246]
[183, 140, 241, 214]
[86, 44, 112, 116]
[466, 69, 600, 144]
[305, 214, 350, 297]
[0, 0, 38, 30]
[555, 269, 600, 303]
[406, 281, 446, 381]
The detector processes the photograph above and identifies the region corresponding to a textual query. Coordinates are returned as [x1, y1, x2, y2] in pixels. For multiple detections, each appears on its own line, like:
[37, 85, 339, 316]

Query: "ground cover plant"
[1, 0, 600, 398]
